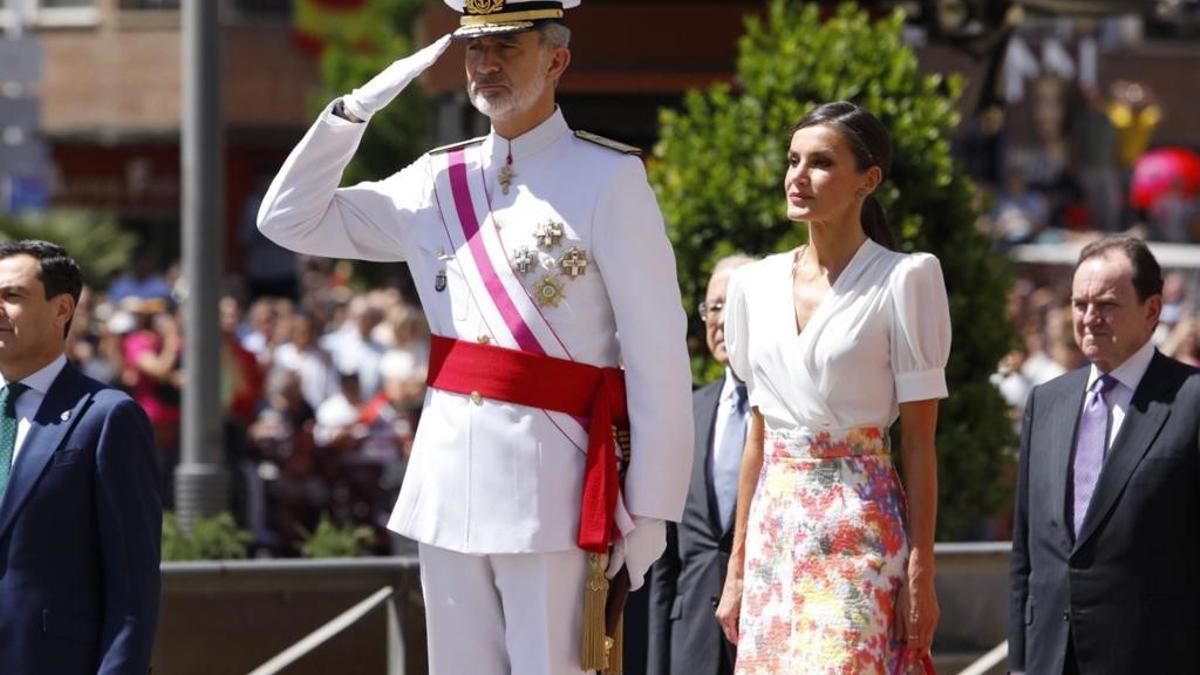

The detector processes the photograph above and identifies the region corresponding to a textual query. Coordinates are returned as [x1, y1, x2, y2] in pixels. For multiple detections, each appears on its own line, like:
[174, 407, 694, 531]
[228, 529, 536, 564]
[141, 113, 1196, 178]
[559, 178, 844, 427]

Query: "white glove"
[606, 517, 665, 591]
[342, 34, 453, 121]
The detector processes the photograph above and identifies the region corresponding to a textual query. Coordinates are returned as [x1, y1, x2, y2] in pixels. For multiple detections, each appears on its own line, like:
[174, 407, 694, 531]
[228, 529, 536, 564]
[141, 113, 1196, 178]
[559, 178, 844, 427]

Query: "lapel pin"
[61, 410, 71, 422]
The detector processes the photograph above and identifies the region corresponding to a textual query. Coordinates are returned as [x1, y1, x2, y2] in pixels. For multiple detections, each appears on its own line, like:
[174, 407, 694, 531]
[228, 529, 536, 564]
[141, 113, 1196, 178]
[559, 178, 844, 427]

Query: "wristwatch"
[331, 99, 361, 123]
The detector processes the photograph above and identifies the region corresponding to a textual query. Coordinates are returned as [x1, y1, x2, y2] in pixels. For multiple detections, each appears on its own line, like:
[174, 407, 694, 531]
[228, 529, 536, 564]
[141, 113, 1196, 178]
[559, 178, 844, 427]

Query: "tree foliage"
[299, 515, 375, 558]
[650, 1, 1016, 539]
[0, 210, 138, 289]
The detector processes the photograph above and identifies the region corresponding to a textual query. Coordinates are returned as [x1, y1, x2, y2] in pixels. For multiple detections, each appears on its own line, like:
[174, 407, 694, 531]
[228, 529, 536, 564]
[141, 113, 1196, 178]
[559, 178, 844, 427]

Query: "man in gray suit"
[648, 255, 754, 675]
[1008, 235, 1200, 674]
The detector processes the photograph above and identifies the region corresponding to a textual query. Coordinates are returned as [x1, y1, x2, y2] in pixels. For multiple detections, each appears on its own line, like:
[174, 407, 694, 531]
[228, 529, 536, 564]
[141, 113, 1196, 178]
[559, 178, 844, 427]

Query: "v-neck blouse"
[723, 239, 951, 433]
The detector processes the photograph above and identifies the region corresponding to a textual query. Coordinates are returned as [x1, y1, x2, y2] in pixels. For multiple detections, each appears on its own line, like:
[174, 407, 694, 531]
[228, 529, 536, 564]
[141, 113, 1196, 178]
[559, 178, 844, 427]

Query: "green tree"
[0, 210, 138, 289]
[651, 1, 1016, 539]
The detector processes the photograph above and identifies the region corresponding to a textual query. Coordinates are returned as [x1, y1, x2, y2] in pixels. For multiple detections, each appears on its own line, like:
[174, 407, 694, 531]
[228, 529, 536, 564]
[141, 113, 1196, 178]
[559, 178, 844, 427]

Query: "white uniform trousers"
[419, 543, 590, 675]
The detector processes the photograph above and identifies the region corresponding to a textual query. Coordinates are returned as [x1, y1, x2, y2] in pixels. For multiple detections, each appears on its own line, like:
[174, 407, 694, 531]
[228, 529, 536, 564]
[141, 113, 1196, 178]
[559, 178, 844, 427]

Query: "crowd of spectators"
[976, 79, 1199, 248]
[65, 254, 431, 557]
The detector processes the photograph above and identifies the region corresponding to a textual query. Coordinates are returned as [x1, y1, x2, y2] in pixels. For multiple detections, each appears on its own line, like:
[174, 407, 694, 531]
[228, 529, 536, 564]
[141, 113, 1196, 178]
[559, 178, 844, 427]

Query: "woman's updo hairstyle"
[792, 101, 895, 250]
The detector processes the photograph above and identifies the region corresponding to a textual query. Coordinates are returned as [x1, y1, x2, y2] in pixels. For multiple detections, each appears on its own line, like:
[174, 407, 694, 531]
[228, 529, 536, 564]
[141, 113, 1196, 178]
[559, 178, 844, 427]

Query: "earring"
[855, 188, 866, 200]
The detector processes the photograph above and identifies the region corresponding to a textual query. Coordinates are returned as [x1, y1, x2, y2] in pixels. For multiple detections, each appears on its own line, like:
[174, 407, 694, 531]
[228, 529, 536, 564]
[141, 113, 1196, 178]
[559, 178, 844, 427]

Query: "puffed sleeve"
[889, 253, 952, 402]
[723, 265, 755, 396]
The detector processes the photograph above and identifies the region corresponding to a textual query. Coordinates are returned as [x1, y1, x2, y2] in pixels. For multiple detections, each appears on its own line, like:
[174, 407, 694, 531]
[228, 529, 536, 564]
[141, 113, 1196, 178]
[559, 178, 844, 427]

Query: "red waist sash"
[426, 334, 628, 553]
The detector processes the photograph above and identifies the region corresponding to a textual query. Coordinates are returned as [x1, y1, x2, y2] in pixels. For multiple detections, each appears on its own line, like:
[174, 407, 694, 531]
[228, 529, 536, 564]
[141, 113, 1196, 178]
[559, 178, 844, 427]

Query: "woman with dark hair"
[714, 102, 951, 672]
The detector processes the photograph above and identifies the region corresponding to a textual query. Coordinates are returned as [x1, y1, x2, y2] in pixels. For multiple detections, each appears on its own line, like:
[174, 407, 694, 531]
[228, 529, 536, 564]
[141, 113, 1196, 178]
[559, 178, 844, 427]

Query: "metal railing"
[157, 544, 1014, 674]
[158, 556, 424, 675]
[958, 640, 1008, 675]
[249, 585, 405, 675]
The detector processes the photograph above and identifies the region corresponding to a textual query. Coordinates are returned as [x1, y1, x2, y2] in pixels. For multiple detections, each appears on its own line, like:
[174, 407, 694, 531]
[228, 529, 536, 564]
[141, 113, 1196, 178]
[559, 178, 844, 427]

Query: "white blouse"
[724, 239, 952, 434]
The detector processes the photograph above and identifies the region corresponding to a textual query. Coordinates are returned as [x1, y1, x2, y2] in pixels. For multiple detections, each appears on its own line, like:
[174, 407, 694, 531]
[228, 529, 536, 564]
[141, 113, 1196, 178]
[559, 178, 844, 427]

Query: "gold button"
[476, 334, 490, 345]
[470, 391, 483, 405]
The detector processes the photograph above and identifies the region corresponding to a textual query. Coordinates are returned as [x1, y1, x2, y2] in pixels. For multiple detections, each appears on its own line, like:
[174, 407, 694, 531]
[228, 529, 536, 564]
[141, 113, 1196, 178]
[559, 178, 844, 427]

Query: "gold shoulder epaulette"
[429, 136, 486, 155]
[574, 130, 642, 156]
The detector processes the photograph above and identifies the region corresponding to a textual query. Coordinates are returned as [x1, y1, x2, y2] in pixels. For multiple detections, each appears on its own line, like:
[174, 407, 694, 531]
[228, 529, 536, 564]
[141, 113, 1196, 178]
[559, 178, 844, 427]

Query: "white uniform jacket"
[258, 104, 693, 554]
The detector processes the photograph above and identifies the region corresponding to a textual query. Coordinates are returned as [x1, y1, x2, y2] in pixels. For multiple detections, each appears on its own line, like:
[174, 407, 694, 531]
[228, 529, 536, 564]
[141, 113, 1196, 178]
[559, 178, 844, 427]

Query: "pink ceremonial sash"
[433, 145, 591, 448]
[432, 146, 574, 362]
[446, 149, 541, 354]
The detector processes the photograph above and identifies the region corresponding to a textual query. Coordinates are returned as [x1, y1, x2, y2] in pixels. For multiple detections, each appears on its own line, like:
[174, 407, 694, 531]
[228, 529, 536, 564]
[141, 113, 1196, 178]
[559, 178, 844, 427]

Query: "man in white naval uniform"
[257, 1, 693, 673]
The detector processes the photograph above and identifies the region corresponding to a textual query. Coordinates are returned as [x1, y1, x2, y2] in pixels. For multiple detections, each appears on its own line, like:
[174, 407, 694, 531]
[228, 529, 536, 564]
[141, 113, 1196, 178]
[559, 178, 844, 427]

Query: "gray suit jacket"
[1008, 351, 1200, 674]
[648, 380, 738, 675]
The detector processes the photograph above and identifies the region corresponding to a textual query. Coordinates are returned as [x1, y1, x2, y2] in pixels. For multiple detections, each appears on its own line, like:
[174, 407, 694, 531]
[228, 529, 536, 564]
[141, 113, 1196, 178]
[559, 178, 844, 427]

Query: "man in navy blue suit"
[0, 240, 161, 674]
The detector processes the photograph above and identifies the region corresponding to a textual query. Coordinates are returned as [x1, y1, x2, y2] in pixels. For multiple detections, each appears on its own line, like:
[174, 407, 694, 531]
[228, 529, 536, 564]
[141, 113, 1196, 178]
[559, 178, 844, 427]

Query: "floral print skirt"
[736, 426, 909, 675]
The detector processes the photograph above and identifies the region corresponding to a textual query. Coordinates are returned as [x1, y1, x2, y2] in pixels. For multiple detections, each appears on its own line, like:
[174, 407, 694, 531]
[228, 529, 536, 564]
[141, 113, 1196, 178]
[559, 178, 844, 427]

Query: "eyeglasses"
[697, 299, 725, 322]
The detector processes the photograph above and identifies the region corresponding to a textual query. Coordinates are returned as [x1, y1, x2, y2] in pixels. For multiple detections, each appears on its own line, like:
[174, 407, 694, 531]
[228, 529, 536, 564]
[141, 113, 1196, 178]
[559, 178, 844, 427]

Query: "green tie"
[0, 382, 30, 501]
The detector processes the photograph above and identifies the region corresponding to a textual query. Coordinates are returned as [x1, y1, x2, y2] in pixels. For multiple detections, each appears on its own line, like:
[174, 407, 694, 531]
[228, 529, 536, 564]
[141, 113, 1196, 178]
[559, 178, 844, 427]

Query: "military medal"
[534, 220, 565, 249]
[560, 247, 588, 278]
[498, 162, 515, 196]
[532, 274, 565, 307]
[513, 245, 537, 275]
[435, 269, 447, 292]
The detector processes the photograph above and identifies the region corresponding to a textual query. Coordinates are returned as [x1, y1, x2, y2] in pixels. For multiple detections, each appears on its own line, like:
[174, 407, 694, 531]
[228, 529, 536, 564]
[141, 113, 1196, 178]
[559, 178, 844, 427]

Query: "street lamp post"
[176, 0, 229, 531]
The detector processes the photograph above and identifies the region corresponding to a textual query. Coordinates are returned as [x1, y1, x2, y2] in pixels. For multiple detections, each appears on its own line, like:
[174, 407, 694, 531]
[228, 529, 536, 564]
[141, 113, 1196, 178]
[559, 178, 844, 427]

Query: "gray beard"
[467, 54, 550, 122]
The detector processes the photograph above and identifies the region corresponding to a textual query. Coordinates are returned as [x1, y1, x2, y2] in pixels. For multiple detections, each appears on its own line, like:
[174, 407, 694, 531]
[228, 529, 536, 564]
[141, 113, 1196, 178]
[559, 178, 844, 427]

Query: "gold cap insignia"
[466, 0, 505, 15]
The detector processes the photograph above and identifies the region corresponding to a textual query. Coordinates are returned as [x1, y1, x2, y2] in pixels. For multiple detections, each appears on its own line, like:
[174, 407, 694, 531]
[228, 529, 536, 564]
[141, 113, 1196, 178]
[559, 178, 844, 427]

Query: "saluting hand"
[342, 34, 453, 122]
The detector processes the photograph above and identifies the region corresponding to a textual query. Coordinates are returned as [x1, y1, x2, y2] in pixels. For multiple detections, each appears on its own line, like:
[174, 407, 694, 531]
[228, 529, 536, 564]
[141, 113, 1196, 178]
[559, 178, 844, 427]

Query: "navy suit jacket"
[1008, 351, 1200, 674]
[648, 379, 738, 675]
[0, 362, 161, 675]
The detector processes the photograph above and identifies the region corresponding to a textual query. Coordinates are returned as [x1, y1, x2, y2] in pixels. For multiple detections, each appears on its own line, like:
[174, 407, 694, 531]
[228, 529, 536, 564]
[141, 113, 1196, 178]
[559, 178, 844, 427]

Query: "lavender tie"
[1072, 374, 1118, 536]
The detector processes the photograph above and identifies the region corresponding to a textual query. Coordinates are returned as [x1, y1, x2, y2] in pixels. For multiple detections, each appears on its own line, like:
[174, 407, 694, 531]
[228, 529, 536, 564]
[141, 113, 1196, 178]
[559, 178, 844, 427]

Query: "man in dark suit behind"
[647, 255, 754, 675]
[1008, 235, 1200, 674]
[0, 240, 161, 674]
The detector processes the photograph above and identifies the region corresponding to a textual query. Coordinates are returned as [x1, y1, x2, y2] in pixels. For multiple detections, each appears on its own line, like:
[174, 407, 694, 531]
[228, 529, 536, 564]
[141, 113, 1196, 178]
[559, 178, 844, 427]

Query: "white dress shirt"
[724, 239, 952, 435]
[2, 354, 68, 466]
[1083, 337, 1156, 451]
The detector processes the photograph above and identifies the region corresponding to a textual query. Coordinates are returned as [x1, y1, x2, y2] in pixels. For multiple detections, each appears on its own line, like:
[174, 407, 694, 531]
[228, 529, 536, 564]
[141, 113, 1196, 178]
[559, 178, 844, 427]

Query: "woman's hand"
[715, 568, 744, 645]
[893, 552, 940, 663]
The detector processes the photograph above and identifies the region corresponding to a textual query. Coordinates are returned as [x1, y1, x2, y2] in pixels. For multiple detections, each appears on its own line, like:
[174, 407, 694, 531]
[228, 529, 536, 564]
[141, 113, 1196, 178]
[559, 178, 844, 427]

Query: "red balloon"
[1130, 147, 1200, 209]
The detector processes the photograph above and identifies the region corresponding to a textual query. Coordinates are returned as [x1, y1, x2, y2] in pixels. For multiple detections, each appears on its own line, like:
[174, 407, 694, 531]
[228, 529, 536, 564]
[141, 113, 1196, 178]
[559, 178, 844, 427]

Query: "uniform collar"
[1087, 337, 1155, 394]
[484, 107, 570, 166]
[1, 353, 67, 395]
